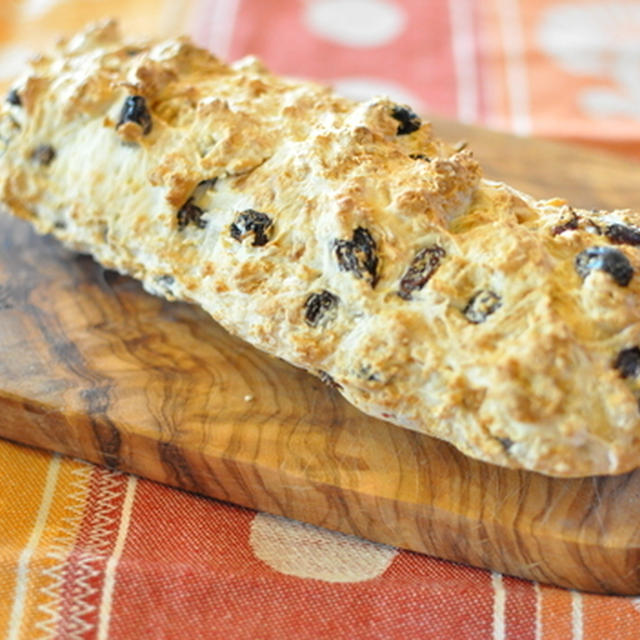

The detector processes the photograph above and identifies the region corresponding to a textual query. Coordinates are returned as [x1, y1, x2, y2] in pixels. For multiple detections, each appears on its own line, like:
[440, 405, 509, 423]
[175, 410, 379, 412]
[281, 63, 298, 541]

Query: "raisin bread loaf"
[2, 21, 640, 477]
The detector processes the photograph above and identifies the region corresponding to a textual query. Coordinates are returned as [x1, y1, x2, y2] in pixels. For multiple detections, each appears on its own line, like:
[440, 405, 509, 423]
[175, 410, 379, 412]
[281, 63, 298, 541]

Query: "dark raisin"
[552, 208, 579, 236]
[409, 153, 430, 161]
[391, 105, 421, 135]
[575, 246, 633, 287]
[614, 347, 640, 379]
[155, 274, 176, 296]
[498, 437, 514, 451]
[0, 285, 14, 311]
[53, 221, 66, 230]
[197, 178, 218, 190]
[156, 274, 175, 287]
[398, 245, 446, 299]
[117, 95, 152, 135]
[230, 209, 273, 246]
[463, 290, 502, 324]
[334, 227, 379, 287]
[31, 144, 56, 166]
[352, 228, 378, 281]
[304, 290, 339, 327]
[6, 89, 21, 106]
[605, 223, 640, 247]
[177, 199, 206, 229]
[358, 364, 381, 382]
[318, 370, 342, 390]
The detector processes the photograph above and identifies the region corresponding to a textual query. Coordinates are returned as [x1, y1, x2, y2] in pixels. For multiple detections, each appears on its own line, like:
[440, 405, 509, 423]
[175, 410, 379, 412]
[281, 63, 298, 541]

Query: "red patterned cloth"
[2, 1, 640, 638]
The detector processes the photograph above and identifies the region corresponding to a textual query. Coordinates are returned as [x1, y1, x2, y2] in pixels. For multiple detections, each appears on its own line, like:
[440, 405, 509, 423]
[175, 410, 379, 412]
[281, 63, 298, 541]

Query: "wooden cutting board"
[2, 118, 640, 595]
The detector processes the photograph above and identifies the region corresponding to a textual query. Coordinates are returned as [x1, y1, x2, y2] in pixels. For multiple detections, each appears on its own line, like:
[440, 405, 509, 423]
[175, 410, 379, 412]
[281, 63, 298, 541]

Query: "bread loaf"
[2, 21, 640, 477]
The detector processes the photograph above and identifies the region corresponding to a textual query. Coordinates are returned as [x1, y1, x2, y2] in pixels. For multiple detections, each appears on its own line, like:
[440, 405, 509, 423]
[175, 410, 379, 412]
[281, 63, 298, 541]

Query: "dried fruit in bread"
[3, 21, 640, 477]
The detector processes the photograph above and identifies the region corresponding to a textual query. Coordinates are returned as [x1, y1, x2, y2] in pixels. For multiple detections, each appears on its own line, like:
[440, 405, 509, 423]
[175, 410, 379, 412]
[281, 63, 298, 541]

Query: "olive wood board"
[1, 117, 640, 595]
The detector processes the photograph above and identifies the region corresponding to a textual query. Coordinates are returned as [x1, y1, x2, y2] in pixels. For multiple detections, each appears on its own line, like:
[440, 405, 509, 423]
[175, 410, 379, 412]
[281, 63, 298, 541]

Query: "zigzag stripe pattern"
[33, 463, 93, 640]
[55, 467, 129, 640]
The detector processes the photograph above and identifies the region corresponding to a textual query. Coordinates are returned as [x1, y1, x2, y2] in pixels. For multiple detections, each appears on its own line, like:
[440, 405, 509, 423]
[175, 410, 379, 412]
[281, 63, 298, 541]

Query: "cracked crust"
[2, 21, 640, 476]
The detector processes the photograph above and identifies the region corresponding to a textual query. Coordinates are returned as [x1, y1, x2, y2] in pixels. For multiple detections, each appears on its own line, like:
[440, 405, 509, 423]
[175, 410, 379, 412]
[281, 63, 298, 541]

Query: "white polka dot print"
[537, 2, 640, 120]
[304, 0, 407, 48]
[332, 76, 425, 111]
[250, 513, 397, 583]
[0, 45, 34, 82]
[20, 0, 63, 19]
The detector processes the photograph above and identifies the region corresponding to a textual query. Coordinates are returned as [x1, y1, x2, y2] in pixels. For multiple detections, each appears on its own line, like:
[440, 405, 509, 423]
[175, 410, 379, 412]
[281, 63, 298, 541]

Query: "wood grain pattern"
[2, 118, 640, 594]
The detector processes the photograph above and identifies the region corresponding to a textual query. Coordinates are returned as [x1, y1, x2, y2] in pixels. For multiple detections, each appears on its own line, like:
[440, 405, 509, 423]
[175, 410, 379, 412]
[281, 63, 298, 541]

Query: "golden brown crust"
[2, 20, 640, 476]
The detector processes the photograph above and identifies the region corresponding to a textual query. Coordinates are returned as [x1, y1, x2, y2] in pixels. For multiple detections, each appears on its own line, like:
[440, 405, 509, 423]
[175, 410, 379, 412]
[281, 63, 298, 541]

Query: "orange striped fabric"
[2, 2, 640, 638]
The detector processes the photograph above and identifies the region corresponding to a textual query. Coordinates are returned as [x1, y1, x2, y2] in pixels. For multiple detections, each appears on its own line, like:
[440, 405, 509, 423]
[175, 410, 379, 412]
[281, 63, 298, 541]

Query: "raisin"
[391, 105, 421, 135]
[575, 246, 633, 287]
[0, 286, 13, 311]
[334, 227, 379, 287]
[409, 153, 430, 161]
[304, 290, 339, 327]
[31, 144, 56, 166]
[318, 370, 342, 390]
[398, 245, 446, 299]
[605, 223, 640, 247]
[155, 274, 176, 296]
[156, 274, 175, 287]
[117, 95, 152, 135]
[498, 437, 514, 451]
[230, 209, 273, 246]
[463, 290, 502, 324]
[177, 199, 206, 229]
[614, 347, 640, 379]
[358, 364, 381, 382]
[197, 178, 218, 190]
[552, 208, 579, 236]
[177, 178, 218, 227]
[6, 89, 21, 106]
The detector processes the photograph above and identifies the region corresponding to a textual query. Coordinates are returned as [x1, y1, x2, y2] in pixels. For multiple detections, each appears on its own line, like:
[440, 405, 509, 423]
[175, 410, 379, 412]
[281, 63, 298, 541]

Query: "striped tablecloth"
[2, 1, 640, 638]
